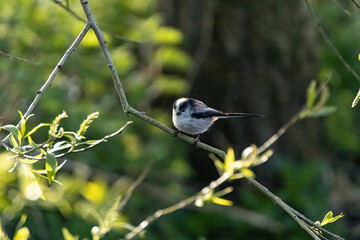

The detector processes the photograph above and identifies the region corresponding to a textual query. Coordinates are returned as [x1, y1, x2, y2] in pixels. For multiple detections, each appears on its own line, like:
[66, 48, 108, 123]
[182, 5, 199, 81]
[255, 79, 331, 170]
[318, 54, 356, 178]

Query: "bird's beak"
[176, 111, 181, 116]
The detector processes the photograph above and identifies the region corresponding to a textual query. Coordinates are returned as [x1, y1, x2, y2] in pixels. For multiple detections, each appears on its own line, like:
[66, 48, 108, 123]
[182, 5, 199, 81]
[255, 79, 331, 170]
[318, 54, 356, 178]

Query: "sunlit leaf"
[62, 228, 79, 240]
[3, 124, 20, 141]
[154, 27, 183, 44]
[241, 168, 255, 178]
[24, 123, 50, 138]
[307, 80, 317, 109]
[209, 153, 224, 175]
[10, 134, 19, 148]
[319, 211, 344, 226]
[13, 227, 30, 240]
[352, 88, 360, 107]
[212, 197, 233, 206]
[45, 153, 58, 184]
[308, 106, 337, 118]
[224, 148, 235, 174]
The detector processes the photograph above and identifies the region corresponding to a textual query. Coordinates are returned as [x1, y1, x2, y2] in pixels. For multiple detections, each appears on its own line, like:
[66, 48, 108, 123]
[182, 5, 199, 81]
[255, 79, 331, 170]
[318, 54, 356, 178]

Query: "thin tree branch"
[80, 0, 129, 113]
[123, 172, 231, 240]
[258, 72, 332, 154]
[246, 177, 322, 240]
[118, 162, 152, 212]
[0, 50, 39, 65]
[50, 0, 144, 44]
[1, 23, 91, 145]
[351, 0, 360, 9]
[304, 0, 360, 83]
[52, 0, 86, 22]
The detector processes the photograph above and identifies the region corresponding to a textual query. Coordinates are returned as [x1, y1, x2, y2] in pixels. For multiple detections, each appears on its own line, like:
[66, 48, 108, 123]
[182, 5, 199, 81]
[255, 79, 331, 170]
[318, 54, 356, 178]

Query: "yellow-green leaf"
[24, 123, 50, 138]
[224, 148, 235, 174]
[307, 80, 317, 109]
[209, 153, 224, 175]
[212, 197, 233, 206]
[352, 88, 360, 107]
[13, 227, 30, 240]
[320, 211, 344, 226]
[62, 228, 79, 240]
[241, 168, 255, 178]
[45, 153, 57, 184]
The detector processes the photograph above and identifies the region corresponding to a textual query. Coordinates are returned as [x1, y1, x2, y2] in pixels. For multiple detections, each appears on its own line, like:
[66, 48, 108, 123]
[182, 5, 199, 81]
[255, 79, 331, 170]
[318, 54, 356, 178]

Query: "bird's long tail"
[216, 112, 265, 118]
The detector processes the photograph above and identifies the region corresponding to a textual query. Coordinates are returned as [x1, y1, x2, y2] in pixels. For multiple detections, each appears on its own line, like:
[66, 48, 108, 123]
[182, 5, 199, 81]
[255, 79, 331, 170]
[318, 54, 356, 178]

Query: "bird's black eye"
[181, 109, 185, 112]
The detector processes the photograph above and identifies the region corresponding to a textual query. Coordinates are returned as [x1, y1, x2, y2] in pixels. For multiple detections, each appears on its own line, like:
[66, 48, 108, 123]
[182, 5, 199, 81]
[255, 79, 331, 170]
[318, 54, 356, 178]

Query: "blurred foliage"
[0, 0, 358, 239]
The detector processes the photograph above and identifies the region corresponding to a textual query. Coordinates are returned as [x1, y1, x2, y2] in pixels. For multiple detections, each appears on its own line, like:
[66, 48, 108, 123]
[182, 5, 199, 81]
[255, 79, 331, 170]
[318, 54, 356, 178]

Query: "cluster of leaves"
[0, 110, 121, 198]
[195, 147, 273, 207]
[314, 211, 344, 233]
[301, 79, 337, 118]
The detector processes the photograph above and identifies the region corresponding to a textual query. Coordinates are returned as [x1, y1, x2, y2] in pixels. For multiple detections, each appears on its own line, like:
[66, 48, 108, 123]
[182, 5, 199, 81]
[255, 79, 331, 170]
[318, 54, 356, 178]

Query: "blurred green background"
[0, 0, 360, 239]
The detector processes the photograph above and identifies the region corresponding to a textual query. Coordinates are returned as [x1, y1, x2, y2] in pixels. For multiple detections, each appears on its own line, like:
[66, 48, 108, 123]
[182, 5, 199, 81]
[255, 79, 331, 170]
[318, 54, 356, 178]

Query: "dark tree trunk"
[160, 0, 319, 181]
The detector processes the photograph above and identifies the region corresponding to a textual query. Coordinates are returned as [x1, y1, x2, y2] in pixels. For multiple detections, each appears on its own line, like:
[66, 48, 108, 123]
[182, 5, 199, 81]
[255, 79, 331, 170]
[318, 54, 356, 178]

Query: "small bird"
[172, 98, 264, 142]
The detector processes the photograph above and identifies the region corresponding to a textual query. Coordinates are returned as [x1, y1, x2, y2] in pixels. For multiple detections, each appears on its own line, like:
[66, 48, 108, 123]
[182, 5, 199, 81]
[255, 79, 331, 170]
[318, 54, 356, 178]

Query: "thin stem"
[123, 173, 231, 240]
[258, 73, 332, 154]
[246, 177, 321, 240]
[0, 50, 39, 65]
[80, 0, 129, 113]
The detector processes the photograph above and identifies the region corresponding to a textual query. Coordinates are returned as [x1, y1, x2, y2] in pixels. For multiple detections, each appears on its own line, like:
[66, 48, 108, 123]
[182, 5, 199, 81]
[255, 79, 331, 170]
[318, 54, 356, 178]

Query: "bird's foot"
[173, 129, 181, 137]
[194, 135, 200, 147]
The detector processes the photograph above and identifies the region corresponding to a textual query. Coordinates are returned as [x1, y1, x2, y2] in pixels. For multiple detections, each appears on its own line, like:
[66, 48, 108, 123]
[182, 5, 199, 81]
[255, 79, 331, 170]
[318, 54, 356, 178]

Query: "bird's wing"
[191, 108, 222, 119]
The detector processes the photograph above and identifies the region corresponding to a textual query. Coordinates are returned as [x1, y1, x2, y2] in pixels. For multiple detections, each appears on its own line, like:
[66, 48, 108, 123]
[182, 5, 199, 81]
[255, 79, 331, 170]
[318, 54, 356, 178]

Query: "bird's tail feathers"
[216, 112, 265, 118]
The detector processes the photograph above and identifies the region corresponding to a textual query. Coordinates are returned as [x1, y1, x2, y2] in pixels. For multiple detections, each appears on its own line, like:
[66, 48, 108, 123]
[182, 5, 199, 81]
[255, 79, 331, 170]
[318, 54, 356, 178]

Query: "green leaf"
[211, 197, 233, 206]
[241, 168, 255, 178]
[308, 106, 337, 118]
[307, 80, 317, 109]
[154, 27, 183, 45]
[209, 153, 224, 175]
[10, 134, 19, 148]
[13, 227, 30, 240]
[352, 88, 360, 108]
[24, 123, 50, 138]
[224, 148, 235, 174]
[320, 211, 344, 226]
[45, 153, 58, 184]
[3, 125, 20, 141]
[62, 228, 79, 240]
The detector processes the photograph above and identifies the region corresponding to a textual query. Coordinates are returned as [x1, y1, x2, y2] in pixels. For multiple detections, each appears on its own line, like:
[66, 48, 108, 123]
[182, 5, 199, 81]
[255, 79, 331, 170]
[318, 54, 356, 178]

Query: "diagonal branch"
[123, 172, 231, 240]
[0, 50, 39, 65]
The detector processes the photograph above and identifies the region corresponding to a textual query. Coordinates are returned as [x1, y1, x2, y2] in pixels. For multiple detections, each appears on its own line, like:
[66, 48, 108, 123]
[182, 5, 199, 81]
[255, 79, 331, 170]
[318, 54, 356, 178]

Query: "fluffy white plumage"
[172, 98, 263, 136]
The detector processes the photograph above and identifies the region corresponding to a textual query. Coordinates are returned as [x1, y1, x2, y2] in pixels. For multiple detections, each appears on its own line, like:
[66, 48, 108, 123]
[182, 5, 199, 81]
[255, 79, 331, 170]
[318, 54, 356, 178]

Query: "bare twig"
[56, 121, 132, 158]
[50, 0, 144, 44]
[80, 0, 129, 112]
[1, 23, 91, 145]
[247, 177, 321, 240]
[258, 72, 332, 154]
[123, 172, 231, 240]
[0, 50, 39, 65]
[351, 0, 360, 9]
[304, 0, 360, 83]
[118, 162, 152, 212]
[52, 0, 86, 22]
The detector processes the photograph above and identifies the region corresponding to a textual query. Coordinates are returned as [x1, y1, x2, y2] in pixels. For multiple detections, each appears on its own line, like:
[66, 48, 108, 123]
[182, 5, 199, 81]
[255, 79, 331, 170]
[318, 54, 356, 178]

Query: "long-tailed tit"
[172, 98, 264, 141]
